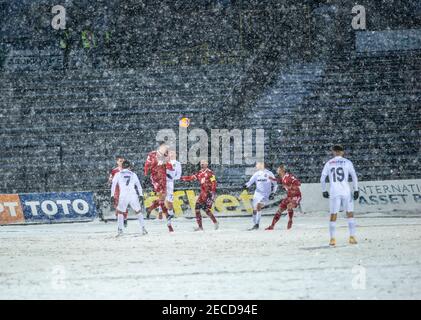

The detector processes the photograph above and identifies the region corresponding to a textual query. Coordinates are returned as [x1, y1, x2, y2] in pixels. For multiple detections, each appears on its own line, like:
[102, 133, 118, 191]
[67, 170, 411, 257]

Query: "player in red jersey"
[180, 159, 219, 231]
[144, 142, 174, 232]
[108, 155, 129, 227]
[266, 164, 302, 230]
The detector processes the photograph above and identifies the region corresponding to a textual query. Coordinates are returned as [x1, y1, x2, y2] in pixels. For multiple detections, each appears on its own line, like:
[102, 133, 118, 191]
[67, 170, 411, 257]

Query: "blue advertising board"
[0, 192, 97, 224]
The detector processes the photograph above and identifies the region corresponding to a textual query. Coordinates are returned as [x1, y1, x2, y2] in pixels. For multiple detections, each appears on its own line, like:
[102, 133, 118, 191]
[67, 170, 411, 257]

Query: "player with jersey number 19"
[111, 160, 147, 237]
[320, 145, 359, 247]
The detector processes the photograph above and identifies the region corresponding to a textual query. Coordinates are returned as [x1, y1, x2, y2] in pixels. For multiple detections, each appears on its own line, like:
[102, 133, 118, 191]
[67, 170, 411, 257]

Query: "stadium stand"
[0, 63, 244, 193]
[270, 53, 421, 182]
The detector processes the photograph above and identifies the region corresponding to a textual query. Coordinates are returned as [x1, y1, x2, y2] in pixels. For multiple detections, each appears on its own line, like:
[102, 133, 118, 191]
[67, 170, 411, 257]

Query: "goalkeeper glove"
[322, 191, 329, 199]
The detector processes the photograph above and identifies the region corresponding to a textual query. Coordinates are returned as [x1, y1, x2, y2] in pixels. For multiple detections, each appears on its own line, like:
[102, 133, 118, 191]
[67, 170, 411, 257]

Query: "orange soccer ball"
[179, 117, 190, 128]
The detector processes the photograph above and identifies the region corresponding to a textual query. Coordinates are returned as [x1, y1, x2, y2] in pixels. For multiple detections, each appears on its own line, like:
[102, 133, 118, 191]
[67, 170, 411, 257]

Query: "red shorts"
[151, 177, 166, 194]
[196, 193, 214, 211]
[279, 195, 301, 211]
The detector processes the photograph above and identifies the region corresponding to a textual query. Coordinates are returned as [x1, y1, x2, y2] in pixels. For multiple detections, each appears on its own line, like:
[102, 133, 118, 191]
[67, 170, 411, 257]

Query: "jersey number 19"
[331, 167, 345, 182]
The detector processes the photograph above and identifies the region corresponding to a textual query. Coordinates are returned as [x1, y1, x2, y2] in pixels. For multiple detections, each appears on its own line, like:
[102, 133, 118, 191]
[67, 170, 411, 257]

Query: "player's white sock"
[329, 221, 336, 239]
[252, 213, 256, 224]
[256, 211, 262, 225]
[138, 213, 145, 228]
[348, 218, 356, 236]
[117, 214, 124, 231]
[167, 209, 174, 226]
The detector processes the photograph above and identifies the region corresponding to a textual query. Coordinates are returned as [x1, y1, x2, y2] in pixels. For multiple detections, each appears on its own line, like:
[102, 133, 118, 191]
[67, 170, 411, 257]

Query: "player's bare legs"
[329, 213, 337, 246]
[347, 211, 357, 244]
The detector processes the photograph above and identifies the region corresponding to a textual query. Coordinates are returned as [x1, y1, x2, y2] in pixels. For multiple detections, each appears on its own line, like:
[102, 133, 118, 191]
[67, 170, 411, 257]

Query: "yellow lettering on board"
[215, 194, 241, 214]
[144, 193, 159, 215]
[172, 191, 186, 217]
[185, 190, 198, 211]
[238, 190, 254, 214]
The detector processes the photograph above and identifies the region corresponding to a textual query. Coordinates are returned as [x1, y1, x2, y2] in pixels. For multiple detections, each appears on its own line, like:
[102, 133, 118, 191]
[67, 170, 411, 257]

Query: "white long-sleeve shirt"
[320, 156, 358, 197]
[166, 160, 182, 181]
[246, 169, 278, 196]
[111, 169, 143, 197]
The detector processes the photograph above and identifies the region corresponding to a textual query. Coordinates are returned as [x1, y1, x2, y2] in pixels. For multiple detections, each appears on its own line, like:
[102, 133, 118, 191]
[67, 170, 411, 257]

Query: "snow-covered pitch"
[1, 213, 421, 299]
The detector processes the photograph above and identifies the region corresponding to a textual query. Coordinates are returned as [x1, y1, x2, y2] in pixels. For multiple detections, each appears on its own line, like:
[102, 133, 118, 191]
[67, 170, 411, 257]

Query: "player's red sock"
[270, 212, 281, 227]
[195, 211, 203, 229]
[287, 210, 294, 229]
[205, 209, 217, 224]
[162, 205, 168, 219]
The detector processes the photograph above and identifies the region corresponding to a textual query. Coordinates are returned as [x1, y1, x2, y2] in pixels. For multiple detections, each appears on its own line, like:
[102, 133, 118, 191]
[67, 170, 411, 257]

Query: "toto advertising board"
[0, 192, 96, 225]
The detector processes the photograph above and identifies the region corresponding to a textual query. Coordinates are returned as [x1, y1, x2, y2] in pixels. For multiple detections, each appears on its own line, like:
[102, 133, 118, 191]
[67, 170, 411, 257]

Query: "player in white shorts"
[244, 162, 278, 230]
[111, 160, 147, 236]
[162, 150, 182, 231]
[320, 145, 359, 246]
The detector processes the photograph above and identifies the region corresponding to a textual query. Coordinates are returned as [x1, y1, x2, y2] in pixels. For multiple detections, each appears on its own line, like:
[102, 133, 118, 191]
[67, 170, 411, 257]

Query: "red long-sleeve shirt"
[181, 168, 217, 195]
[271, 172, 301, 197]
[144, 150, 173, 182]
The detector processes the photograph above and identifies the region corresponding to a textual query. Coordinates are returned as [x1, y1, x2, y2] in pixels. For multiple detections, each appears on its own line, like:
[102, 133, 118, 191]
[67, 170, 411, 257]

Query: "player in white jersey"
[320, 145, 359, 246]
[244, 162, 278, 230]
[161, 150, 182, 231]
[111, 160, 147, 236]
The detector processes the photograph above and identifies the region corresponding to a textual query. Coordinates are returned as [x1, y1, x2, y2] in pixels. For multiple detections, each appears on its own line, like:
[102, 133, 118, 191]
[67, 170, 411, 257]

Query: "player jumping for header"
[180, 159, 219, 231]
[244, 162, 278, 230]
[144, 141, 174, 232]
[111, 160, 147, 237]
[266, 164, 302, 230]
[320, 145, 359, 246]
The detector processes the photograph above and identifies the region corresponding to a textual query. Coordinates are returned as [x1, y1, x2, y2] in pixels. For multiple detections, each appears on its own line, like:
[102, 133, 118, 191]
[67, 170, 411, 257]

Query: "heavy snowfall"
[1, 0, 421, 301]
